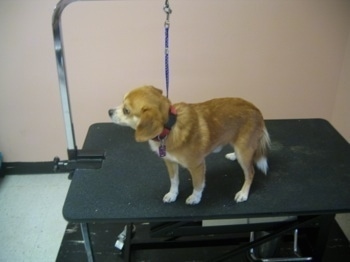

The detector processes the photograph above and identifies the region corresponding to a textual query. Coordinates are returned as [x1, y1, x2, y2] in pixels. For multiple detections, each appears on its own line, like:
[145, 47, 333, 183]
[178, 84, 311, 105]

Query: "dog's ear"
[135, 106, 164, 142]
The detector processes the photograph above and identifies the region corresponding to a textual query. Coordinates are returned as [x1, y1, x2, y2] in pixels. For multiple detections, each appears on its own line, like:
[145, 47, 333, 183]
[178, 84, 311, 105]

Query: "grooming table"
[62, 119, 350, 261]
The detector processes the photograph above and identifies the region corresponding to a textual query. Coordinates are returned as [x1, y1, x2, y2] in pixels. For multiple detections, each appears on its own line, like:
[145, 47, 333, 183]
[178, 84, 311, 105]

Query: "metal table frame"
[78, 214, 335, 261]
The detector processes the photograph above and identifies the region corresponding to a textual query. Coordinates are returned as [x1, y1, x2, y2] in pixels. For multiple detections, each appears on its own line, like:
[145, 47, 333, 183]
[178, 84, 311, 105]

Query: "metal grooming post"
[52, 0, 78, 159]
[52, 0, 105, 164]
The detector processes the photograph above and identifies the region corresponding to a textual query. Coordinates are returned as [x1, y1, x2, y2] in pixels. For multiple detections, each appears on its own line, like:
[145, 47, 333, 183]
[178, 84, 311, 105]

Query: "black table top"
[63, 119, 350, 223]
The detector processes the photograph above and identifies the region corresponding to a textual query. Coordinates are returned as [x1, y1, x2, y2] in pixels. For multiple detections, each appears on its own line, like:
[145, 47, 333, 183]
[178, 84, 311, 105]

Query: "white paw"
[163, 192, 178, 203]
[225, 152, 237, 161]
[186, 194, 201, 205]
[234, 190, 248, 203]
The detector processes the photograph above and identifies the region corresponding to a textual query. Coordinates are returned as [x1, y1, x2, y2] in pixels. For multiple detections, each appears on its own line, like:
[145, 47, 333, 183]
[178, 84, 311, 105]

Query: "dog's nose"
[108, 109, 115, 117]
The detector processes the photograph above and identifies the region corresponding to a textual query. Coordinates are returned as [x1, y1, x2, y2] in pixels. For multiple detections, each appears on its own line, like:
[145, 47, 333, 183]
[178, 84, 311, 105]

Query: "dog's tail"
[254, 126, 271, 175]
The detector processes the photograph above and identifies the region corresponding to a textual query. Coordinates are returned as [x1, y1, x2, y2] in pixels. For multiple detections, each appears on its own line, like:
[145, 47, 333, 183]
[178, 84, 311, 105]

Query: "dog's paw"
[234, 190, 248, 203]
[225, 152, 237, 161]
[185, 194, 201, 205]
[163, 192, 178, 203]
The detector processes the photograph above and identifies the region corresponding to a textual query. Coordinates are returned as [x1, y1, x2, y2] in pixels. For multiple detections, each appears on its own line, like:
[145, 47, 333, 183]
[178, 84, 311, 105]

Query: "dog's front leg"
[163, 160, 179, 203]
[186, 162, 206, 205]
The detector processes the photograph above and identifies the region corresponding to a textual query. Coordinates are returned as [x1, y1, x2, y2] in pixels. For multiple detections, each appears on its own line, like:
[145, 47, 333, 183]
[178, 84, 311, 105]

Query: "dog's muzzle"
[108, 109, 116, 118]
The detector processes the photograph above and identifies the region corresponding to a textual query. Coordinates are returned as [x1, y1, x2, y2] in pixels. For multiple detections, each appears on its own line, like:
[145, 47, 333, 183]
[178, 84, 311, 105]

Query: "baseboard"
[0, 161, 61, 176]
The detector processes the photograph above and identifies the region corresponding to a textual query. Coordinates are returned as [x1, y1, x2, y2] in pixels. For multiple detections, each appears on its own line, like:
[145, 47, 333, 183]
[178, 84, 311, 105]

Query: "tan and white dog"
[109, 85, 270, 205]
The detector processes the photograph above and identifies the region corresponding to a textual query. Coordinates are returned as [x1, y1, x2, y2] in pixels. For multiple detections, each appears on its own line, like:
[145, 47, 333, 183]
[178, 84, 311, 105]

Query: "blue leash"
[164, 0, 172, 98]
[165, 26, 170, 98]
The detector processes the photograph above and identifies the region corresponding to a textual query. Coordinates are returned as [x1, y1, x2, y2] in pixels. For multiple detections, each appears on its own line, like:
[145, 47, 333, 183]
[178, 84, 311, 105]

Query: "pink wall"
[0, 0, 349, 162]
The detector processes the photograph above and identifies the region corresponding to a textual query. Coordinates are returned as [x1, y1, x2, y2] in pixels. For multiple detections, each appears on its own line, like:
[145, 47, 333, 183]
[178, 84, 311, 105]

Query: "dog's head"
[109, 86, 171, 142]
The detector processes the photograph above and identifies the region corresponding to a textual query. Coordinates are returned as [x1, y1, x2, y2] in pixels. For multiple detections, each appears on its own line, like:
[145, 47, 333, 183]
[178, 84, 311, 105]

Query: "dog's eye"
[123, 107, 130, 115]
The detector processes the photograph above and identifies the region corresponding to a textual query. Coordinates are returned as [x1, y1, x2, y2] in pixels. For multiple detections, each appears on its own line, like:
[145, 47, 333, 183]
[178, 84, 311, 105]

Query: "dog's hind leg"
[186, 162, 206, 205]
[163, 160, 179, 203]
[232, 144, 255, 203]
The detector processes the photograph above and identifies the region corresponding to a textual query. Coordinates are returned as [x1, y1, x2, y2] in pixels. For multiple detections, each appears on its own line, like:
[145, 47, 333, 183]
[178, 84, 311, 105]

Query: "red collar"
[152, 106, 177, 141]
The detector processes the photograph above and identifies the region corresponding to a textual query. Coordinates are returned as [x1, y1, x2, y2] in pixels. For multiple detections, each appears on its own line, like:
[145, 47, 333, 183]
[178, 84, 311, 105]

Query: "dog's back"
[172, 97, 268, 157]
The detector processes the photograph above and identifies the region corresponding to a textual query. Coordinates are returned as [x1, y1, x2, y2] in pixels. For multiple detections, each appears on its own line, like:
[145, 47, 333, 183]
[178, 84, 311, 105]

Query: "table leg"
[122, 223, 133, 262]
[312, 214, 335, 261]
[80, 223, 94, 262]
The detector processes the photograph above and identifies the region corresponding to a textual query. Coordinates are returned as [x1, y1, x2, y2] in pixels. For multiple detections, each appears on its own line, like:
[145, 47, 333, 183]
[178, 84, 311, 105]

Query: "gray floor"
[0, 174, 349, 262]
[0, 174, 70, 262]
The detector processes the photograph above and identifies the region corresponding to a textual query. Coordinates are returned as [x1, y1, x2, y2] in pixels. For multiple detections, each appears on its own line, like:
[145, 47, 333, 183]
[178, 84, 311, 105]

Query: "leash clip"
[163, 0, 172, 28]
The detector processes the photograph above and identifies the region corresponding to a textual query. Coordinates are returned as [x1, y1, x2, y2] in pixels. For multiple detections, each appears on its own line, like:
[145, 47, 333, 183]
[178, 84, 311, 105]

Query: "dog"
[108, 85, 270, 205]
